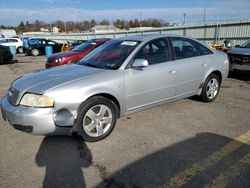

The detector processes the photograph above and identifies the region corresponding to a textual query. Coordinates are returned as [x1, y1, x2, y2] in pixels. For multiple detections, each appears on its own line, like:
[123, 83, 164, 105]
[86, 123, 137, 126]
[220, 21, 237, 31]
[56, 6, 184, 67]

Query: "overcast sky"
[0, 0, 250, 26]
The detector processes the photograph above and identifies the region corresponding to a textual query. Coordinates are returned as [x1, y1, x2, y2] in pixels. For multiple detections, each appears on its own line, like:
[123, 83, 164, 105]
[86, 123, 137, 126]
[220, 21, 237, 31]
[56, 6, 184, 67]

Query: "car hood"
[228, 48, 250, 56]
[12, 64, 107, 94]
[49, 51, 81, 58]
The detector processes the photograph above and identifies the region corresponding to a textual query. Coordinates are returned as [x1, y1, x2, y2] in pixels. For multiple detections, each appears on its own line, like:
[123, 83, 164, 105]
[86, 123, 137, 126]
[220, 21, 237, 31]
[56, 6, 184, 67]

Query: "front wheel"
[75, 96, 118, 142]
[200, 74, 221, 102]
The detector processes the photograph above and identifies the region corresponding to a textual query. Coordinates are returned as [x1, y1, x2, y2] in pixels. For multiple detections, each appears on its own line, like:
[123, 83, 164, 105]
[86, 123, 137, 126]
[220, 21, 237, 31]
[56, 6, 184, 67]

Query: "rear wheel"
[31, 49, 39, 56]
[17, 47, 23, 54]
[200, 73, 221, 102]
[75, 96, 118, 142]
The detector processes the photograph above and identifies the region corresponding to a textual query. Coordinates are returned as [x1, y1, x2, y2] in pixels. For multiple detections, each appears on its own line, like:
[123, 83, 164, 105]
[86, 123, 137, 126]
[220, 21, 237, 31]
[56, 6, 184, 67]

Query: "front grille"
[47, 57, 55, 64]
[7, 87, 20, 105]
[228, 54, 250, 65]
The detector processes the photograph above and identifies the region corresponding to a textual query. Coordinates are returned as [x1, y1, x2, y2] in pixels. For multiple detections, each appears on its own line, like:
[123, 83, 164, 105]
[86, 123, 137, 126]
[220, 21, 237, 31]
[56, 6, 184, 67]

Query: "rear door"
[169, 37, 211, 97]
[124, 38, 176, 111]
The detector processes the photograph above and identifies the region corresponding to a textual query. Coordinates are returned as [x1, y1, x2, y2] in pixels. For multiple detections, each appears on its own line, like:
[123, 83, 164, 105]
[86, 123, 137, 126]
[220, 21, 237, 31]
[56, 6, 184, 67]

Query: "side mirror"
[132, 59, 149, 68]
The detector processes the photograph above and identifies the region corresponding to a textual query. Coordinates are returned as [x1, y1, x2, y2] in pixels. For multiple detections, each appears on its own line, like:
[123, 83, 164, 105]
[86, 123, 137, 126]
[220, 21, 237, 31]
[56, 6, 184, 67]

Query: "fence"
[23, 19, 250, 45]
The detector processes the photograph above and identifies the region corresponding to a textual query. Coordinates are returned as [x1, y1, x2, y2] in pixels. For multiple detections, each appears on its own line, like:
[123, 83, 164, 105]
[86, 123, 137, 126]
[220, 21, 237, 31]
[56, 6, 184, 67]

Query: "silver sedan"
[1, 35, 229, 142]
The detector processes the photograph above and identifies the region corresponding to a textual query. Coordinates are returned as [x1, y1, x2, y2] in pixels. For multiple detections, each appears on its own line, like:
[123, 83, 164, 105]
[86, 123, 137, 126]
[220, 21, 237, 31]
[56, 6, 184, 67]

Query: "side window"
[171, 37, 201, 59]
[29, 39, 40, 45]
[7, 39, 17, 43]
[47, 41, 56, 45]
[135, 38, 171, 65]
[0, 39, 7, 43]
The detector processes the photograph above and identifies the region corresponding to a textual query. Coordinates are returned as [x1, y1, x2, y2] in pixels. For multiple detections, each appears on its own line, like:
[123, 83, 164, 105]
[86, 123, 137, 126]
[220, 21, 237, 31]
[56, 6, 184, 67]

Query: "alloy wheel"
[83, 104, 113, 137]
[206, 78, 219, 99]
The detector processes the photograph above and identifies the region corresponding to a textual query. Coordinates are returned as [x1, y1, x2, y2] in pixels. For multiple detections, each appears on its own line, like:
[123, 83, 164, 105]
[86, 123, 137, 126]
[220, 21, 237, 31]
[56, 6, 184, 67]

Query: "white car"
[0, 38, 23, 53]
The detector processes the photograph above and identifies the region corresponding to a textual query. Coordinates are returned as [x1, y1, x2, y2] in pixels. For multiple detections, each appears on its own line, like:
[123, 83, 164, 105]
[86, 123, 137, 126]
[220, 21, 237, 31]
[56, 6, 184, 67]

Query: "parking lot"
[0, 54, 249, 188]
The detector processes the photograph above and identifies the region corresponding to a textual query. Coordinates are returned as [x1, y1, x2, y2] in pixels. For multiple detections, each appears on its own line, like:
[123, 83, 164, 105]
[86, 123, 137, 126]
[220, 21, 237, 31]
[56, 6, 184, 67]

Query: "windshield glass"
[72, 42, 97, 52]
[240, 40, 250, 48]
[28, 39, 40, 45]
[78, 40, 140, 70]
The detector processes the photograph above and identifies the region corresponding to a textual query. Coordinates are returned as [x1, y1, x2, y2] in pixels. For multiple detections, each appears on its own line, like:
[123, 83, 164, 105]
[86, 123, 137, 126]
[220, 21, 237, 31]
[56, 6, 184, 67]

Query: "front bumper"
[45, 62, 59, 69]
[230, 63, 250, 71]
[1, 95, 71, 135]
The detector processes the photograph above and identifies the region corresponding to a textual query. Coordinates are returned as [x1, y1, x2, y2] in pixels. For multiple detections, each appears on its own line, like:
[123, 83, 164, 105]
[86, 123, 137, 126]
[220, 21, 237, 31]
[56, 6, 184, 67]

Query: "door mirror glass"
[133, 59, 149, 68]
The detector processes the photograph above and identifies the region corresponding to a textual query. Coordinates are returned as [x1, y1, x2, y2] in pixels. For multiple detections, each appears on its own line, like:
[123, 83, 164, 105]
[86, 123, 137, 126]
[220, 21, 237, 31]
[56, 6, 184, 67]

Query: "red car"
[46, 39, 110, 69]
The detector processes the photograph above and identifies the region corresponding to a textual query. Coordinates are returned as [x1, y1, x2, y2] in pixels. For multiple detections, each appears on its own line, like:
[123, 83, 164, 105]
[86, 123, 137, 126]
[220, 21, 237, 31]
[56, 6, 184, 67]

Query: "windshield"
[28, 39, 40, 45]
[78, 40, 140, 70]
[72, 41, 97, 52]
[240, 40, 250, 48]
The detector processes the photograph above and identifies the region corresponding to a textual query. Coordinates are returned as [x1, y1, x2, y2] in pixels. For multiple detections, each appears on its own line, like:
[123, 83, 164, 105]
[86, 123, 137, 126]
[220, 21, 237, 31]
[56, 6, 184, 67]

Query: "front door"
[124, 38, 176, 111]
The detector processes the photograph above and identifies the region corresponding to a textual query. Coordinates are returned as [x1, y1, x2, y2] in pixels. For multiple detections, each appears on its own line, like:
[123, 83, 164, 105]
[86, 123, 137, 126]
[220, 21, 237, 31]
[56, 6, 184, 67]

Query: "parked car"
[0, 45, 13, 64]
[0, 38, 23, 53]
[68, 40, 86, 48]
[1, 35, 229, 142]
[227, 39, 250, 71]
[46, 38, 110, 69]
[24, 38, 63, 56]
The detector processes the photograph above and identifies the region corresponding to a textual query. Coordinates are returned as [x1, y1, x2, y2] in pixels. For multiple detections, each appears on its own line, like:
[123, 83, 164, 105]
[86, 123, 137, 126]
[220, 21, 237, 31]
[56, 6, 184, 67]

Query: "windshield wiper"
[84, 63, 103, 69]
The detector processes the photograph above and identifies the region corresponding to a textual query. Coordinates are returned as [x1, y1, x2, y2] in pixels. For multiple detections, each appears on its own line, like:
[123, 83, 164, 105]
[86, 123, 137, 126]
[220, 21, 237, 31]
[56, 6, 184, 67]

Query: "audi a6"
[1, 35, 229, 142]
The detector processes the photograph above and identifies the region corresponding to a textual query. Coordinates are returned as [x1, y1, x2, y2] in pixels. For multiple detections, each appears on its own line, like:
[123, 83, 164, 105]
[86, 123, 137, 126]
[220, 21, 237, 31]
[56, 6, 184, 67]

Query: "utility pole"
[139, 11, 142, 29]
[64, 22, 67, 33]
[203, 8, 206, 23]
[203, 8, 207, 42]
[182, 13, 186, 25]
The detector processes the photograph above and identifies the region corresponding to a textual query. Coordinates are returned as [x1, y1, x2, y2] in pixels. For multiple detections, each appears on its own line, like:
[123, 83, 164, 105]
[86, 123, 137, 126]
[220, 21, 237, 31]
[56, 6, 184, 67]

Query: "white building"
[40, 27, 49, 32]
[90, 25, 121, 33]
[52, 27, 60, 33]
[0, 29, 17, 37]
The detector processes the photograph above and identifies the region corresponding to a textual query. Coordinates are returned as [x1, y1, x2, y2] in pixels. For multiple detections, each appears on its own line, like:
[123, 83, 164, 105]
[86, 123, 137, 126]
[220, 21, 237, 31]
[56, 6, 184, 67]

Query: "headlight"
[55, 57, 64, 63]
[20, 93, 54, 107]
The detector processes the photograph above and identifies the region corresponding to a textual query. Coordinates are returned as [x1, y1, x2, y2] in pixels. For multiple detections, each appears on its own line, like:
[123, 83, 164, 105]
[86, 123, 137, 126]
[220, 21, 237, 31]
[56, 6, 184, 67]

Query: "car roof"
[116, 34, 185, 42]
[90, 38, 111, 42]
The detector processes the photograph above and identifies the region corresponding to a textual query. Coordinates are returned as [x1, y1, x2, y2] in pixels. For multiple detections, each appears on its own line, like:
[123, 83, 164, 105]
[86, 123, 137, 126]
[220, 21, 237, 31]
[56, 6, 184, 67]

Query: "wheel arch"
[210, 70, 222, 83]
[80, 93, 121, 118]
[198, 69, 222, 95]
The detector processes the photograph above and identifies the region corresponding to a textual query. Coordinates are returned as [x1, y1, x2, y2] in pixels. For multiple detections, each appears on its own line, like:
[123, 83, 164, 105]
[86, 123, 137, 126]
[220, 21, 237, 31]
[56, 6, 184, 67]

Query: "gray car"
[1, 35, 229, 142]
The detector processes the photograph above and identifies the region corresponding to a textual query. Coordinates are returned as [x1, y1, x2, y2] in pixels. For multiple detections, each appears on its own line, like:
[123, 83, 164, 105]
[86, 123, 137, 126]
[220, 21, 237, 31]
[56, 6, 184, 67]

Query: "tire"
[75, 96, 118, 142]
[200, 73, 221, 102]
[31, 48, 39, 56]
[17, 47, 23, 54]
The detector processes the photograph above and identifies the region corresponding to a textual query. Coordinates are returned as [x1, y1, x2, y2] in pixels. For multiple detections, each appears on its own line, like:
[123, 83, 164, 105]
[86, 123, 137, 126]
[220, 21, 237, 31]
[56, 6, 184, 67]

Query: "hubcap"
[206, 78, 219, 99]
[83, 105, 112, 137]
[32, 49, 38, 56]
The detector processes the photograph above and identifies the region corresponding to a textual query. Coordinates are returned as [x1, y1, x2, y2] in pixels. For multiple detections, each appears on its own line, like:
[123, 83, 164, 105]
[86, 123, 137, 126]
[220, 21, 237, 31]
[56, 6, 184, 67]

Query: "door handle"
[168, 69, 176, 74]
